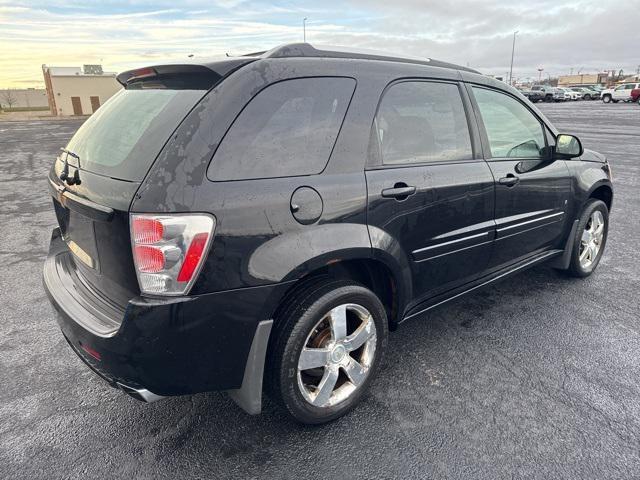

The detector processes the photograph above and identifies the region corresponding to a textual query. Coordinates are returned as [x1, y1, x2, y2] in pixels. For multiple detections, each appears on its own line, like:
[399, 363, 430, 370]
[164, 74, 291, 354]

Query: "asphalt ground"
[1, 100, 639, 479]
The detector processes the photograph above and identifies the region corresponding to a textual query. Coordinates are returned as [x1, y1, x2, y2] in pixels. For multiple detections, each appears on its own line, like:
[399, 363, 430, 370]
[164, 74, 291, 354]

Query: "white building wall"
[50, 75, 122, 116]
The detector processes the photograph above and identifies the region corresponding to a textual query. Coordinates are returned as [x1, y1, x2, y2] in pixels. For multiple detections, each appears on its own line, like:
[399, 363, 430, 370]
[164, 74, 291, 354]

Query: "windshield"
[64, 88, 204, 181]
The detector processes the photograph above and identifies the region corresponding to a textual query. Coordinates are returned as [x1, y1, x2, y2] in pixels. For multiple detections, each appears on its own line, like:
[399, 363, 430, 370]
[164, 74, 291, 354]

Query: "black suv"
[44, 43, 613, 424]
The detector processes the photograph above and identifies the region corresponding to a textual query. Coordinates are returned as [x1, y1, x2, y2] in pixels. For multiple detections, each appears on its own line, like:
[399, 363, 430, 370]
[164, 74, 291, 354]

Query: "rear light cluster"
[130, 214, 215, 296]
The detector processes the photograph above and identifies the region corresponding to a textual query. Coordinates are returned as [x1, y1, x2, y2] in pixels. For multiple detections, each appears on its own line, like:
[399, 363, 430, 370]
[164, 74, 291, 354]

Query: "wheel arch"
[588, 182, 613, 211]
[264, 253, 411, 331]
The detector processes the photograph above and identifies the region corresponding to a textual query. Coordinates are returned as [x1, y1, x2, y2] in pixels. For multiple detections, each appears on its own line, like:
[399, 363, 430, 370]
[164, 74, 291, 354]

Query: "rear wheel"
[267, 279, 388, 424]
[602, 95, 612, 103]
[584, 94, 591, 100]
[565, 199, 609, 278]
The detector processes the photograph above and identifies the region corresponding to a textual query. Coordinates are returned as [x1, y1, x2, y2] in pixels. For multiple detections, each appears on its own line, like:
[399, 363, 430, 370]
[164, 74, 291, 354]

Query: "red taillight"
[132, 217, 164, 244]
[130, 214, 215, 296]
[80, 343, 101, 361]
[134, 245, 165, 273]
[177, 232, 209, 282]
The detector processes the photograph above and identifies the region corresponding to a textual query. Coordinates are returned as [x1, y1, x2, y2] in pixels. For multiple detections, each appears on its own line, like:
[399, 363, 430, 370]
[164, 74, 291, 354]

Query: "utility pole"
[303, 17, 307, 42]
[508, 31, 518, 85]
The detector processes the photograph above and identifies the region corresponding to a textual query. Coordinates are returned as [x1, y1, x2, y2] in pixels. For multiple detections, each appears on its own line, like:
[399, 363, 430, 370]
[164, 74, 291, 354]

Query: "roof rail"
[260, 43, 479, 73]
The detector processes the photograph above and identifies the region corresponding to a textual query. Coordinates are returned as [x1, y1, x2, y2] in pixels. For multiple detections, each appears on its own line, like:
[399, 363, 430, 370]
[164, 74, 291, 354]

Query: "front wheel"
[602, 95, 612, 103]
[566, 199, 609, 277]
[267, 279, 389, 424]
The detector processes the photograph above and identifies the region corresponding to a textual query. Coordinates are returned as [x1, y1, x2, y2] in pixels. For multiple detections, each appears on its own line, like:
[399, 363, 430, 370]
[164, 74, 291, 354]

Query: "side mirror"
[555, 134, 583, 159]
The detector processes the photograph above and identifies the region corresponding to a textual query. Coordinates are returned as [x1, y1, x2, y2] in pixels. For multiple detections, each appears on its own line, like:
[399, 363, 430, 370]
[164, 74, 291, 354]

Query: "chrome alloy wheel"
[297, 303, 377, 408]
[579, 210, 605, 269]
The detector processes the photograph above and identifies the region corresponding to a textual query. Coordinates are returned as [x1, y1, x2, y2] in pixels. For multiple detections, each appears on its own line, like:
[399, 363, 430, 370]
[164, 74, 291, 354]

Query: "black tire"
[565, 199, 609, 278]
[266, 279, 389, 424]
[602, 95, 611, 103]
[637, 98, 640, 106]
[545, 94, 553, 102]
[584, 94, 591, 100]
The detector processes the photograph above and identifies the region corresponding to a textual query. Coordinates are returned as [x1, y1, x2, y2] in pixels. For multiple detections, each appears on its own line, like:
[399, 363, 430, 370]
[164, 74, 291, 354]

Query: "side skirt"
[402, 249, 563, 322]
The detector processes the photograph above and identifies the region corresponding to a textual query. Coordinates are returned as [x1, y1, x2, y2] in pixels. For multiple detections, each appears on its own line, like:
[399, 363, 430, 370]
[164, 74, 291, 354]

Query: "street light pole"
[303, 17, 307, 42]
[508, 30, 518, 86]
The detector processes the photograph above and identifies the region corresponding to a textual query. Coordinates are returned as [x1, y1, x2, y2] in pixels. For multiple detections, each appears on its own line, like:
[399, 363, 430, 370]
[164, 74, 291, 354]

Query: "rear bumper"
[44, 228, 289, 398]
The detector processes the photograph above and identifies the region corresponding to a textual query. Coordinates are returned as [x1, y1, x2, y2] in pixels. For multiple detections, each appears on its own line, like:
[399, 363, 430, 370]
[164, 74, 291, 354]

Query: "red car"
[632, 88, 640, 104]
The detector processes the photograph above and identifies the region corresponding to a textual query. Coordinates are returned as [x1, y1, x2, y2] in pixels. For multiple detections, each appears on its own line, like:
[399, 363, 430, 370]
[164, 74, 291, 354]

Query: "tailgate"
[49, 168, 141, 309]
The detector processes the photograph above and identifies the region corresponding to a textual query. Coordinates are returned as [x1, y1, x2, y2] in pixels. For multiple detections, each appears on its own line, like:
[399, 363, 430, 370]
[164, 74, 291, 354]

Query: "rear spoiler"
[116, 58, 257, 89]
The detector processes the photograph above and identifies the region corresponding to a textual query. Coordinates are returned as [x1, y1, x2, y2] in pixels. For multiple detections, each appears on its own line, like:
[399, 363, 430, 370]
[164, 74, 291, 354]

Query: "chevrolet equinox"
[44, 43, 613, 424]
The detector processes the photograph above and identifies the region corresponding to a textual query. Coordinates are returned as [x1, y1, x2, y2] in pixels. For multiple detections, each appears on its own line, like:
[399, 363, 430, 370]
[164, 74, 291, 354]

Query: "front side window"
[472, 87, 546, 159]
[208, 77, 355, 181]
[375, 81, 473, 165]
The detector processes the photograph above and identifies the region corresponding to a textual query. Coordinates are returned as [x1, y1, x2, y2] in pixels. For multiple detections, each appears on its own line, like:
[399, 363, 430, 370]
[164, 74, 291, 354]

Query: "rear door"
[365, 80, 495, 303]
[468, 85, 572, 269]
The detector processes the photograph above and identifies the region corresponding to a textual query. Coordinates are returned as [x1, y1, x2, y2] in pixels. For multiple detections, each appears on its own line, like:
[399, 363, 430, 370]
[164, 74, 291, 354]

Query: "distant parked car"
[632, 88, 640, 105]
[520, 88, 546, 103]
[530, 85, 555, 102]
[557, 87, 581, 101]
[571, 87, 599, 100]
[576, 85, 605, 95]
[601, 83, 640, 103]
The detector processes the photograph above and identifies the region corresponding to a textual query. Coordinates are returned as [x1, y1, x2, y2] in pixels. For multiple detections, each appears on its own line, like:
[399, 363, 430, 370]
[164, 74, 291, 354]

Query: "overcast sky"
[1, 0, 639, 88]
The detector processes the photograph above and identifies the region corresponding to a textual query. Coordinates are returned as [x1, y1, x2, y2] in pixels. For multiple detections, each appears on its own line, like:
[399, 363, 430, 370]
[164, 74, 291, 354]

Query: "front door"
[469, 86, 572, 269]
[366, 80, 495, 304]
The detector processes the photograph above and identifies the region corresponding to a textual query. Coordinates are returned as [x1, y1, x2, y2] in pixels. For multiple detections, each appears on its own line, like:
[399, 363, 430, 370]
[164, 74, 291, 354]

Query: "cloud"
[1, 0, 638, 88]
[341, 0, 640, 80]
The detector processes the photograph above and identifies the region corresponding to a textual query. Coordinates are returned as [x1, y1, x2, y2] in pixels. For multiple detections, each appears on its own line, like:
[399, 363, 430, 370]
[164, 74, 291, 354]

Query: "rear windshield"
[63, 88, 204, 181]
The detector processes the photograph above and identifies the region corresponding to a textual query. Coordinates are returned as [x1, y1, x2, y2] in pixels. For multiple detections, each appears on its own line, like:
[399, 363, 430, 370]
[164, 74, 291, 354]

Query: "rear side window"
[64, 89, 204, 181]
[208, 77, 355, 181]
[375, 81, 473, 165]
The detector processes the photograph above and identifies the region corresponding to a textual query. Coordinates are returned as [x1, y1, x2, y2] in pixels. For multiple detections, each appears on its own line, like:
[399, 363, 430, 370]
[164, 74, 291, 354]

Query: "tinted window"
[209, 77, 355, 181]
[473, 87, 546, 159]
[375, 81, 472, 165]
[64, 88, 204, 181]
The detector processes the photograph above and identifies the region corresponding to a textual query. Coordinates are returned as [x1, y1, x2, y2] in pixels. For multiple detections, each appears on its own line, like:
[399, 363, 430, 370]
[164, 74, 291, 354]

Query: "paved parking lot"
[1, 101, 639, 479]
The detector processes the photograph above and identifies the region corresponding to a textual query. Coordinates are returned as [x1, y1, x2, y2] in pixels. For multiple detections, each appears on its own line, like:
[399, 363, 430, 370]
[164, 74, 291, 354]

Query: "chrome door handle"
[381, 185, 416, 199]
[499, 174, 520, 187]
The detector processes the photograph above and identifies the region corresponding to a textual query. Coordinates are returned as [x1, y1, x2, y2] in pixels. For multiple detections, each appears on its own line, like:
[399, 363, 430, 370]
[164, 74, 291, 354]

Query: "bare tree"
[0, 89, 18, 110]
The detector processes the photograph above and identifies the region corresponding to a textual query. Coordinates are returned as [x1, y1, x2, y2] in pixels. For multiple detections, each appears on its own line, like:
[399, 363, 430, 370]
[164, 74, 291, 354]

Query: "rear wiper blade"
[59, 148, 82, 185]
